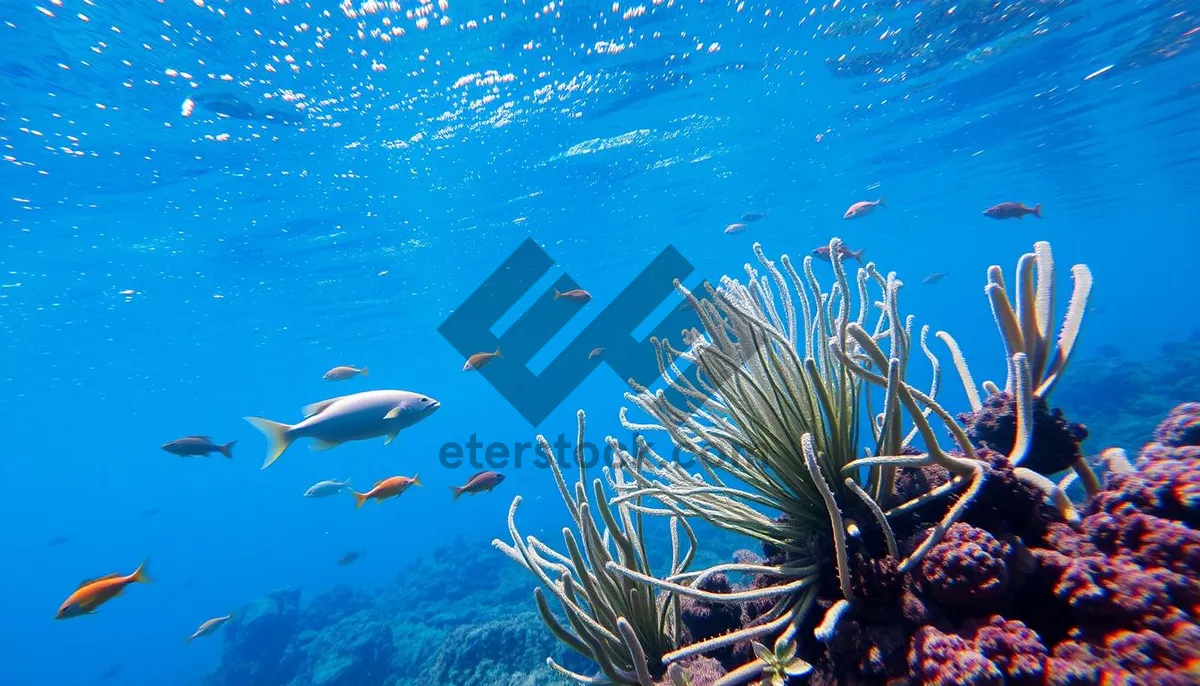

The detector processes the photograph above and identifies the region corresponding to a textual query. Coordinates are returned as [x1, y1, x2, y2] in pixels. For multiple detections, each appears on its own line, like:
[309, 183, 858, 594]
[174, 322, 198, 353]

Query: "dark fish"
[162, 436, 236, 459]
[983, 202, 1041, 220]
[812, 245, 865, 263]
[97, 665, 122, 682]
[47, 535, 70, 547]
[450, 471, 506, 501]
[922, 272, 946, 284]
[740, 211, 768, 222]
[139, 508, 162, 518]
[337, 551, 364, 565]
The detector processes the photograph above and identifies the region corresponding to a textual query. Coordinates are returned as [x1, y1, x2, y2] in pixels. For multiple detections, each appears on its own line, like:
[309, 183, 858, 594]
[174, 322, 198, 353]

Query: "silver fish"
[245, 390, 440, 470]
[304, 478, 352, 498]
[187, 614, 232, 642]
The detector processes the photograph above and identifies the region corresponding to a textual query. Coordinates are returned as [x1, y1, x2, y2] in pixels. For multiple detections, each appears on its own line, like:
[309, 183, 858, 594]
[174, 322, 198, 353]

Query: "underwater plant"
[493, 410, 696, 684]
[945, 242, 1099, 483]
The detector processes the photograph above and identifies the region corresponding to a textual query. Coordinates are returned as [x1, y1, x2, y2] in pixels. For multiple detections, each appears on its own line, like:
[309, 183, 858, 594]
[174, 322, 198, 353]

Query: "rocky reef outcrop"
[199, 539, 587, 686]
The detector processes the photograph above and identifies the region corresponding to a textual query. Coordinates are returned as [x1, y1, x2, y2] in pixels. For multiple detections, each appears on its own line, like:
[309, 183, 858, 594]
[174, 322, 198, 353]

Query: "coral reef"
[199, 538, 587, 686]
[496, 241, 1199, 686]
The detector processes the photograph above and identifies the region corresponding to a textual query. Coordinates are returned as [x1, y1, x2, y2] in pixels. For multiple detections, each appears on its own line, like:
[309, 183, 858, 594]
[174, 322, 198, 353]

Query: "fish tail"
[450, 485, 463, 502]
[218, 441, 237, 459]
[353, 491, 369, 509]
[360, 366, 368, 377]
[243, 417, 296, 470]
[1032, 203, 1042, 218]
[852, 248, 866, 264]
[132, 559, 151, 584]
[553, 288, 562, 300]
[494, 348, 502, 359]
[877, 195, 886, 208]
[412, 473, 422, 487]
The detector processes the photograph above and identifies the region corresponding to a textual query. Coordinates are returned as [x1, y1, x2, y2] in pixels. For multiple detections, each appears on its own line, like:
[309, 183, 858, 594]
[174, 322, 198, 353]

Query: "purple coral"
[908, 626, 1003, 686]
[1094, 443, 1200, 527]
[970, 616, 1047, 683]
[1153, 402, 1200, 447]
[921, 523, 1012, 606]
[959, 392, 1088, 475]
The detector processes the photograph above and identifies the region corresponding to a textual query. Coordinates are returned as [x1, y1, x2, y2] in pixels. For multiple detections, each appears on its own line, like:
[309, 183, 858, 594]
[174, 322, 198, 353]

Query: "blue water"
[1, 0, 1197, 683]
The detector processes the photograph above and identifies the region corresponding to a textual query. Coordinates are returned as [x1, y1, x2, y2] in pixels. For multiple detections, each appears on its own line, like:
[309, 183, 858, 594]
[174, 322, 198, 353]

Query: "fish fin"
[852, 249, 865, 264]
[132, 559, 150, 584]
[310, 439, 343, 452]
[1016, 214, 1022, 220]
[360, 365, 368, 377]
[244, 417, 296, 470]
[877, 195, 886, 207]
[450, 486, 463, 502]
[412, 474, 421, 487]
[383, 406, 404, 420]
[1032, 203, 1042, 218]
[353, 491, 369, 509]
[78, 573, 122, 588]
[384, 431, 398, 445]
[218, 441, 236, 459]
[302, 395, 347, 418]
[185, 435, 213, 440]
[185, 635, 193, 644]
[373, 478, 388, 487]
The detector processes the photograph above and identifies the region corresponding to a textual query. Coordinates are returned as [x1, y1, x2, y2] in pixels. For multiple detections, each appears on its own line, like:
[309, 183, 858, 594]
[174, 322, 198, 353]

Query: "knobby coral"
[497, 239, 1197, 685]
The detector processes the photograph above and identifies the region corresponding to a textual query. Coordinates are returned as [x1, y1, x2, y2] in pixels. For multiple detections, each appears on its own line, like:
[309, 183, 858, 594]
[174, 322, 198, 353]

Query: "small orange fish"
[323, 365, 368, 381]
[588, 347, 605, 360]
[352, 474, 420, 508]
[450, 471, 506, 501]
[56, 560, 150, 619]
[463, 348, 501, 371]
[843, 196, 885, 219]
[554, 288, 592, 303]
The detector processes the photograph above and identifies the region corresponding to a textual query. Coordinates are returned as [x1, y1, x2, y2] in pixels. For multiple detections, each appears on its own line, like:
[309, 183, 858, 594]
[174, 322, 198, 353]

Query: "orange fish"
[554, 288, 592, 303]
[352, 474, 420, 508]
[463, 348, 501, 371]
[323, 365, 368, 381]
[56, 560, 150, 619]
[843, 196, 885, 219]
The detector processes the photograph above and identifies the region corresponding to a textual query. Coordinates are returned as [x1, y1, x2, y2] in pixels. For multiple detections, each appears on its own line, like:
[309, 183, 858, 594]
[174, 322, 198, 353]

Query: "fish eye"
[421, 397, 430, 403]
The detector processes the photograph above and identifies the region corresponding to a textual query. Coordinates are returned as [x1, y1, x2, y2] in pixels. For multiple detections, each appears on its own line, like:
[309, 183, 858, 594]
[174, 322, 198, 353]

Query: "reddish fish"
[353, 474, 420, 508]
[463, 348, 501, 371]
[323, 365, 368, 381]
[812, 245, 865, 263]
[554, 288, 592, 303]
[843, 196, 885, 219]
[450, 471, 506, 501]
[983, 202, 1041, 220]
[588, 347, 605, 360]
[56, 560, 151, 619]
